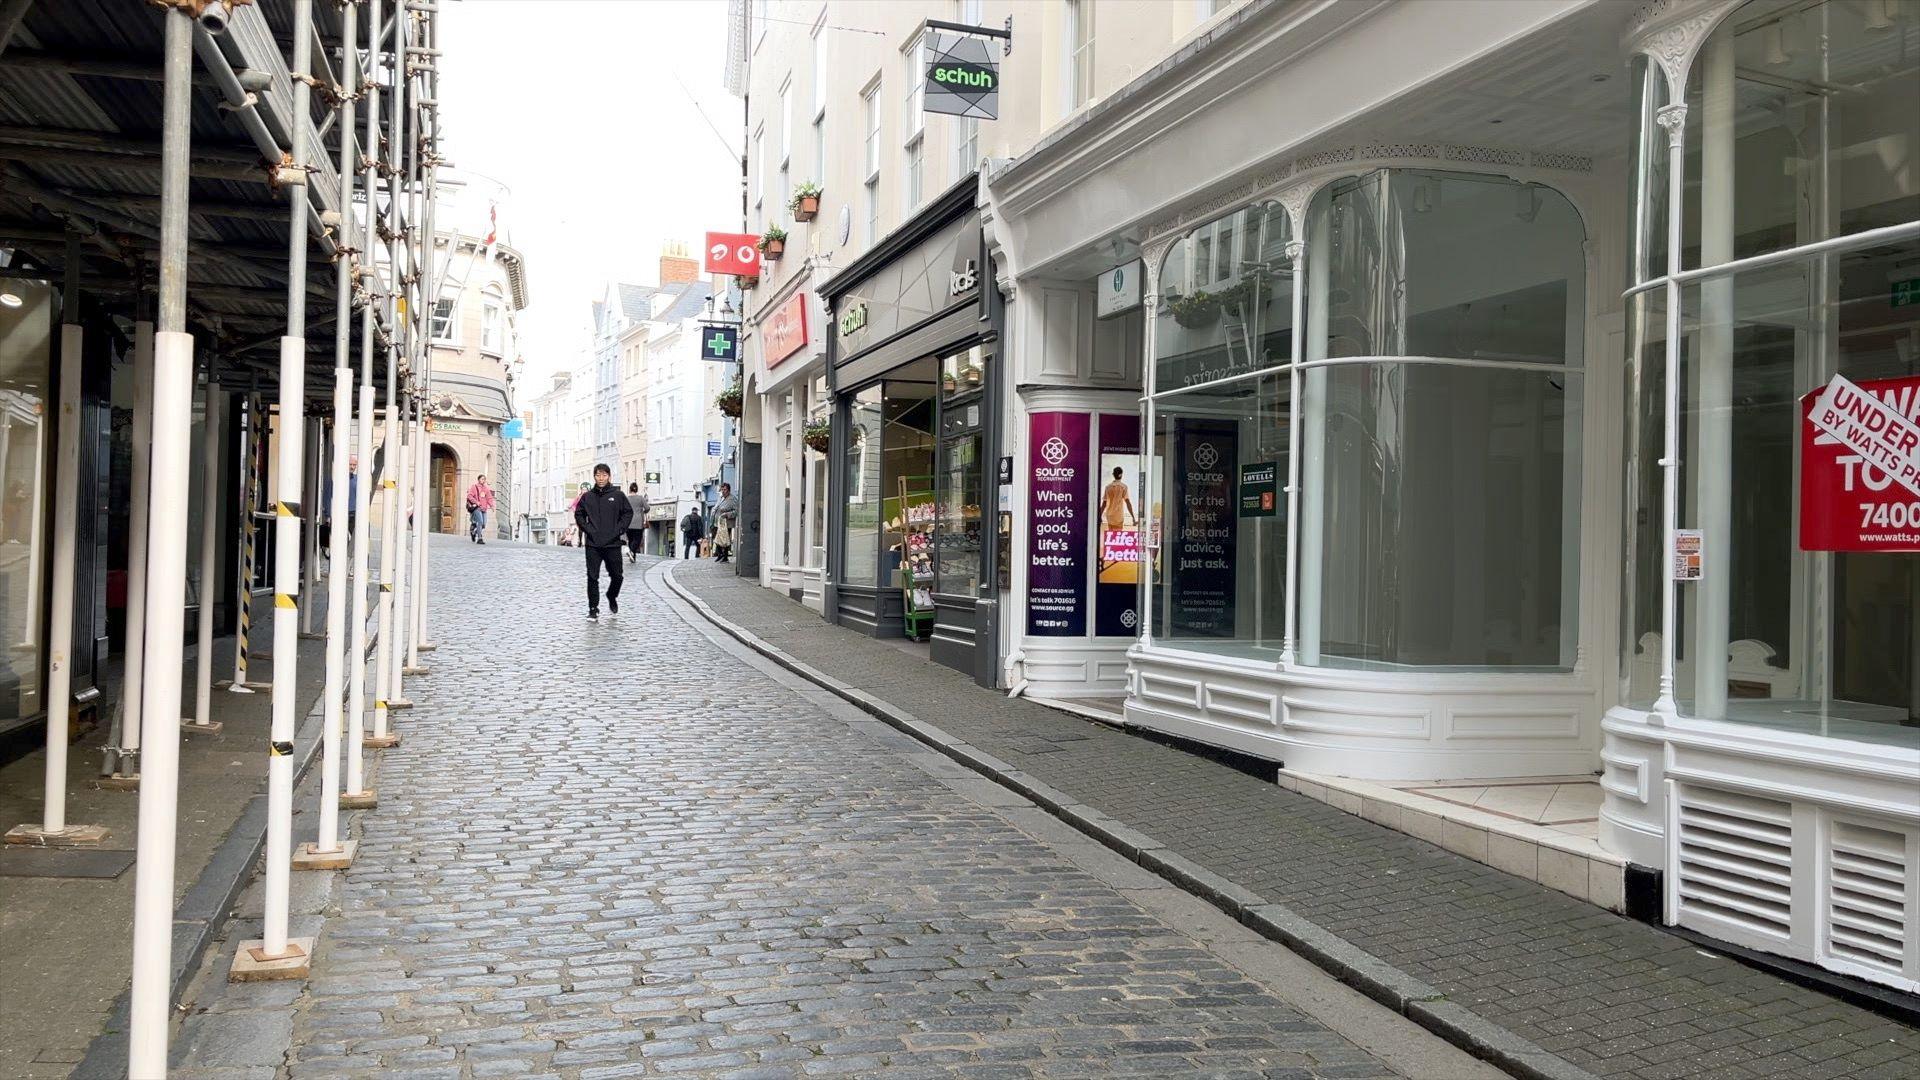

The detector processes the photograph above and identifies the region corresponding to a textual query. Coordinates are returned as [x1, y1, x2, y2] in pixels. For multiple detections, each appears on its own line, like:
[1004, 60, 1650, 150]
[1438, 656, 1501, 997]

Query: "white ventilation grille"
[1826, 821, 1909, 976]
[1674, 787, 1794, 942]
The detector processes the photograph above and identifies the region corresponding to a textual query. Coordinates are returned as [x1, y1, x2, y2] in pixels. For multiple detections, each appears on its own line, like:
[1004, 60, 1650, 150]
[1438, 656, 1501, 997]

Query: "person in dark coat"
[573, 464, 633, 620]
[679, 506, 704, 560]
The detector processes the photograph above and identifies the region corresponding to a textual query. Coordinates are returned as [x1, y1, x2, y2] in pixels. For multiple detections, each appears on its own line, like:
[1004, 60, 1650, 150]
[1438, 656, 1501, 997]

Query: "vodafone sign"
[764, 293, 809, 367]
[704, 231, 762, 278]
[1800, 373, 1920, 552]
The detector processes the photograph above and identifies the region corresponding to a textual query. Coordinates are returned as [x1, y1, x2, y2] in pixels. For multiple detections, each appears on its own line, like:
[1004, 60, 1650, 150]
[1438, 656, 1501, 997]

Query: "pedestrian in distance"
[574, 464, 633, 621]
[465, 473, 495, 544]
[679, 505, 704, 560]
[626, 482, 649, 564]
[712, 482, 738, 563]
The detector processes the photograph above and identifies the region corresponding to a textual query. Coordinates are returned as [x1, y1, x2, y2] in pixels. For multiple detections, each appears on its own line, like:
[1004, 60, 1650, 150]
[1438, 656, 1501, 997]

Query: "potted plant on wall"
[803, 418, 831, 453]
[788, 182, 822, 222]
[1167, 289, 1222, 330]
[715, 377, 743, 418]
[759, 226, 787, 262]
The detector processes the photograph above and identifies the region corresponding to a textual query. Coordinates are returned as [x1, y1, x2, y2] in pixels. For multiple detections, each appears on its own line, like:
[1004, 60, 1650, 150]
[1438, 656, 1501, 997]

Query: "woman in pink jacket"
[465, 475, 496, 544]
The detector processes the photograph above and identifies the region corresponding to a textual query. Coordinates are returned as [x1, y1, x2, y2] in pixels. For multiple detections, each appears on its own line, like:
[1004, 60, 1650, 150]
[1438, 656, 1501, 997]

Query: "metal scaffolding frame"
[0, 1, 443, 1074]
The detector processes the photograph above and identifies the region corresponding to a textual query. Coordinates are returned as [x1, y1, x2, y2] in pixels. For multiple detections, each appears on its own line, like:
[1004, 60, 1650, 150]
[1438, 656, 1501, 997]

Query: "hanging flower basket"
[715, 379, 744, 418]
[1168, 290, 1221, 330]
[789, 182, 822, 223]
[803, 419, 832, 453]
[759, 227, 787, 261]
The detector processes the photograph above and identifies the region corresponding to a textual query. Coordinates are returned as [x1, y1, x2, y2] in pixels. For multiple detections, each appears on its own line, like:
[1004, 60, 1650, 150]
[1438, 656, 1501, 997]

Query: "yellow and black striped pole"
[230, 393, 263, 692]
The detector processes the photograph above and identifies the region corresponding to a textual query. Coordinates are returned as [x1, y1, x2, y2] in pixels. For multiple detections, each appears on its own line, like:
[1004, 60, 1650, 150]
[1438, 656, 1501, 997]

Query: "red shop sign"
[703, 231, 762, 277]
[765, 292, 809, 367]
[1800, 373, 1920, 552]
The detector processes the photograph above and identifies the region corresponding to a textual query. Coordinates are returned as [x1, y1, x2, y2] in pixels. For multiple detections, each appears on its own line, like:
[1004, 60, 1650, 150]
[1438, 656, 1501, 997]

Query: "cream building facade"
[424, 225, 528, 539]
[728, 0, 1920, 992]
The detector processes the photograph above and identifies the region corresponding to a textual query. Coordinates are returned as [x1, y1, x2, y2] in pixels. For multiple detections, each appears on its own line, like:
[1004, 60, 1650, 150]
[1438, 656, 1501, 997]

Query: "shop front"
[981, 0, 1918, 991]
[751, 281, 829, 608]
[823, 178, 1001, 686]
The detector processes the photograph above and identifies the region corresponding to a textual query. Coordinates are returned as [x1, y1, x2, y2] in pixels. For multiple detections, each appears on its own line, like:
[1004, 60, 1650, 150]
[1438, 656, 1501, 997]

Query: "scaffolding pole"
[348, 0, 387, 786]
[232, 0, 314, 980]
[301, 0, 358, 871]
[127, 7, 194, 1073]
[101, 319, 154, 784]
[184, 374, 222, 734]
[369, 2, 408, 746]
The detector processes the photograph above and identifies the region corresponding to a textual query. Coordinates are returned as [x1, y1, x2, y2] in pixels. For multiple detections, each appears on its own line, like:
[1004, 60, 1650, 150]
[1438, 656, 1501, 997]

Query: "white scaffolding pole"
[301, 0, 359, 869]
[103, 320, 155, 783]
[369, 0, 407, 746]
[347, 0, 386, 792]
[185, 377, 223, 733]
[236, 0, 315, 978]
[127, 8, 195, 1072]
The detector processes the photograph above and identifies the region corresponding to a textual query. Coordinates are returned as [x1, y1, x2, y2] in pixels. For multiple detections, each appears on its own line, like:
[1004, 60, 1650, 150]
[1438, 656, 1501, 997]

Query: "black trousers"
[585, 544, 624, 611]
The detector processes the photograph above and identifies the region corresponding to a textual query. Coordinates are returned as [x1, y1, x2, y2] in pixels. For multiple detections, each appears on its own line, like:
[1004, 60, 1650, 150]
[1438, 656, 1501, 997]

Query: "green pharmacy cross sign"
[699, 324, 739, 363]
[924, 31, 999, 120]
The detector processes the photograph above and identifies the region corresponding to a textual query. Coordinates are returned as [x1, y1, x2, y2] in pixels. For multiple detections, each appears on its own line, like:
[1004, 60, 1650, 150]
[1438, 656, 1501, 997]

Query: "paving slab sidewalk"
[672, 560, 1920, 1080]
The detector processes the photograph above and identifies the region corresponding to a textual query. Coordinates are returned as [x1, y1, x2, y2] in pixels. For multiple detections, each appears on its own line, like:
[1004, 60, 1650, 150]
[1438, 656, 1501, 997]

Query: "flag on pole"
[483, 202, 498, 264]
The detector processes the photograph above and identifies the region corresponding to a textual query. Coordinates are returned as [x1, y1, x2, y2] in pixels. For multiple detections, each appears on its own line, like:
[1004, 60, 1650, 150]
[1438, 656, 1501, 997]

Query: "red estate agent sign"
[703, 232, 762, 278]
[1800, 373, 1920, 552]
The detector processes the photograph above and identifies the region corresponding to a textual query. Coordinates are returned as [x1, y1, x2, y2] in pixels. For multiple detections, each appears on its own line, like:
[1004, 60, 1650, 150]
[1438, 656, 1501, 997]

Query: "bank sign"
[1800, 373, 1920, 552]
[924, 32, 999, 120]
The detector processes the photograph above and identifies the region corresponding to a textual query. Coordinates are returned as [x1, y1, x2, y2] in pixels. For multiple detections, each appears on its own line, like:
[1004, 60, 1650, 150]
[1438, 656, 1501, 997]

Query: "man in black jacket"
[573, 464, 633, 620]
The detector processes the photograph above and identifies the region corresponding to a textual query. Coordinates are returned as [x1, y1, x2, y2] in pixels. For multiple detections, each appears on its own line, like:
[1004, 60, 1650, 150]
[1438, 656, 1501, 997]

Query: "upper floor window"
[1065, 0, 1094, 111]
[956, 0, 984, 23]
[952, 118, 980, 182]
[754, 0, 769, 47]
[480, 288, 504, 354]
[779, 79, 793, 165]
[430, 297, 457, 344]
[751, 128, 766, 231]
[902, 35, 925, 142]
[861, 80, 881, 181]
[811, 16, 828, 117]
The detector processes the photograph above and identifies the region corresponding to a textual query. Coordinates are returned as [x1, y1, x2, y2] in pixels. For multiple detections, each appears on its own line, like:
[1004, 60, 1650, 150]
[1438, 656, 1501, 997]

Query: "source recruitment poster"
[1095, 414, 1142, 637]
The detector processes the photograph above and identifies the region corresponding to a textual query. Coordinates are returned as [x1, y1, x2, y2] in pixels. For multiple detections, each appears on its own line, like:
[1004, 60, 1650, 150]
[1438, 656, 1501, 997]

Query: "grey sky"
[438, 0, 742, 386]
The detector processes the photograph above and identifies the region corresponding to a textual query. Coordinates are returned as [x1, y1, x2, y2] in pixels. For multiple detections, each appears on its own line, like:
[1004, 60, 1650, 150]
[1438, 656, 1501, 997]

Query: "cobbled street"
[174, 538, 1495, 1080]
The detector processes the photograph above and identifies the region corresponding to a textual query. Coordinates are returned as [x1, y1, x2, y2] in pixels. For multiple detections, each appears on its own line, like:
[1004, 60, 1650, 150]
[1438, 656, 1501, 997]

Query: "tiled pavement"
[674, 559, 1920, 1080]
[164, 538, 1499, 1079]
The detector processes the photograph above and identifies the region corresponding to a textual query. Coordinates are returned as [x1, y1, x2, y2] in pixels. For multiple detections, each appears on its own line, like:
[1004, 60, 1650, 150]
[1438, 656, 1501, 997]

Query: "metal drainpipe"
[348, 0, 385, 795]
[127, 7, 196, 1074]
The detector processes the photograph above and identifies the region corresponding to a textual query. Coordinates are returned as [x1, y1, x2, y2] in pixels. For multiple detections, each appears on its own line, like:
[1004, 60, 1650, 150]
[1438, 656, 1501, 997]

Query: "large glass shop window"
[0, 277, 53, 729]
[1150, 202, 1294, 656]
[1626, 0, 1920, 746]
[935, 347, 987, 597]
[841, 385, 883, 586]
[1299, 171, 1585, 671]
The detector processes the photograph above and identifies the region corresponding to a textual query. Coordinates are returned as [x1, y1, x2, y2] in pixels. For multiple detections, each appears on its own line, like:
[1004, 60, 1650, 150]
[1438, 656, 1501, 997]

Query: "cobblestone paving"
[676, 561, 1920, 1080]
[260, 541, 1448, 1079]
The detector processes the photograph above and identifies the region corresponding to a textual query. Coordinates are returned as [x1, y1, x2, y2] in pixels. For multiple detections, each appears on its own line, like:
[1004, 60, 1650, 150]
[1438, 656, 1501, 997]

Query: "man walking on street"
[680, 504, 704, 560]
[574, 464, 633, 620]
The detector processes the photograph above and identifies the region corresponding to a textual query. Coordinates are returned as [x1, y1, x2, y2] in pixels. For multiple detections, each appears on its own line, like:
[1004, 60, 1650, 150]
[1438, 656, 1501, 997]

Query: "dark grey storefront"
[821, 177, 1003, 687]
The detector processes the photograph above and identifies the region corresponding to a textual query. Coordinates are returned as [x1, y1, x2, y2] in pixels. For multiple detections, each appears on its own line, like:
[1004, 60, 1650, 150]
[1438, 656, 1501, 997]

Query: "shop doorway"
[431, 444, 458, 534]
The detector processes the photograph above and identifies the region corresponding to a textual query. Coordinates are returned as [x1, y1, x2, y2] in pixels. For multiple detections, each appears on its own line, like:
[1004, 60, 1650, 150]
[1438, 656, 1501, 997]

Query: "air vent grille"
[1826, 821, 1909, 975]
[1675, 787, 1793, 941]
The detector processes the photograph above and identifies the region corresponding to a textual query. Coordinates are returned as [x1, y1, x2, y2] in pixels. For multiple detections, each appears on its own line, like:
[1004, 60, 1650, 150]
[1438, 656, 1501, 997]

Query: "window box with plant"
[759, 226, 787, 261]
[788, 182, 822, 223]
[716, 377, 744, 418]
[803, 418, 831, 453]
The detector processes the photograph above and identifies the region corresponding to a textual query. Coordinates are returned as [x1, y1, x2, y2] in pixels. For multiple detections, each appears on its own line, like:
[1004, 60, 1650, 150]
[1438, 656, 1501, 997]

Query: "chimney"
[659, 239, 698, 285]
